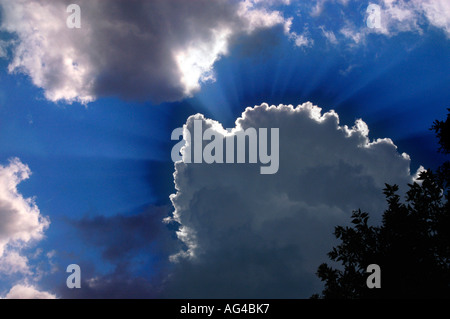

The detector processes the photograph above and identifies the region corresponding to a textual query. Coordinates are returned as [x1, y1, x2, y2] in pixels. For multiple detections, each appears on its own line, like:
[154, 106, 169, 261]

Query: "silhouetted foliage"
[432, 109, 450, 192]
[431, 108, 450, 154]
[314, 110, 450, 298]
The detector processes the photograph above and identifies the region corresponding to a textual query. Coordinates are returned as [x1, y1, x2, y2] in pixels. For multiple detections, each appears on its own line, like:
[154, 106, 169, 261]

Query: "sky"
[0, 0, 449, 298]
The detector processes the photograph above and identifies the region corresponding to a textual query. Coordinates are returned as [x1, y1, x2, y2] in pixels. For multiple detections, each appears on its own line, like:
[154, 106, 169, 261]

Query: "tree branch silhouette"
[314, 110, 450, 299]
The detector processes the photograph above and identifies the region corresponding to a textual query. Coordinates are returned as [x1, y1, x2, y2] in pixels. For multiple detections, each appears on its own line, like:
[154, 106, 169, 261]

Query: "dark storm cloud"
[59, 263, 160, 299]
[60, 205, 176, 298]
[72, 205, 174, 262]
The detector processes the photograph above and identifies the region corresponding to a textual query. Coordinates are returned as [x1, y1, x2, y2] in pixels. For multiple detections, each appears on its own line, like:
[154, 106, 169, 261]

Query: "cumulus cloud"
[2, 284, 56, 299]
[0, 158, 49, 256]
[0, 0, 296, 104]
[0, 158, 54, 298]
[163, 102, 419, 297]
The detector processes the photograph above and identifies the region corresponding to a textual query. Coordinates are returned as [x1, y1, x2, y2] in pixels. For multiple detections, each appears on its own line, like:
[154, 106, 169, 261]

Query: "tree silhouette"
[431, 108, 450, 155]
[432, 108, 450, 191]
[313, 110, 450, 299]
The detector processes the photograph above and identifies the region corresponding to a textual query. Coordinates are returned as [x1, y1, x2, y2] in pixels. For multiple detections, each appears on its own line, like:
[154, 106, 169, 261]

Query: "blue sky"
[0, 0, 449, 298]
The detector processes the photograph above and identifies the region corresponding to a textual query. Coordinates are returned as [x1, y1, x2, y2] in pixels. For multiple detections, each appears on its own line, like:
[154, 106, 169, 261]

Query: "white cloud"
[320, 26, 338, 44]
[290, 31, 314, 47]
[164, 102, 419, 297]
[0, 0, 94, 103]
[371, 0, 450, 38]
[0, 251, 30, 275]
[305, 0, 450, 45]
[377, 0, 421, 35]
[340, 25, 365, 44]
[286, 20, 313, 48]
[0, 0, 295, 104]
[0, 158, 54, 297]
[310, 0, 328, 17]
[238, 0, 290, 33]
[2, 284, 56, 299]
[418, 0, 450, 37]
[0, 158, 49, 256]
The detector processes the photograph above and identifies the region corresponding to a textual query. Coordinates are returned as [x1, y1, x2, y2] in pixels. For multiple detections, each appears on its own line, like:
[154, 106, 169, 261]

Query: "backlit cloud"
[1, 1, 448, 104]
[163, 102, 420, 297]
[0, 0, 295, 104]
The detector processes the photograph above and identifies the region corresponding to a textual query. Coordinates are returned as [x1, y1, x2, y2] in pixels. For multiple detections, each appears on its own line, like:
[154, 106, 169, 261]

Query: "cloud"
[59, 205, 176, 298]
[72, 205, 173, 262]
[0, 0, 295, 104]
[320, 26, 338, 44]
[0, 158, 49, 256]
[0, 251, 30, 275]
[0, 158, 54, 297]
[339, 63, 359, 75]
[367, 0, 450, 38]
[163, 102, 419, 297]
[303, 0, 450, 46]
[377, 0, 422, 35]
[289, 30, 314, 47]
[59, 268, 160, 299]
[2, 284, 56, 299]
[2, 0, 448, 104]
[340, 25, 365, 44]
[418, 0, 450, 36]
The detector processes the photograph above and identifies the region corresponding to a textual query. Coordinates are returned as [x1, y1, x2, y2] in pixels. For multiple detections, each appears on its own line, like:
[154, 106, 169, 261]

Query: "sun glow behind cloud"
[175, 28, 232, 97]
